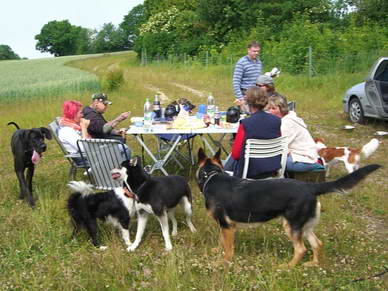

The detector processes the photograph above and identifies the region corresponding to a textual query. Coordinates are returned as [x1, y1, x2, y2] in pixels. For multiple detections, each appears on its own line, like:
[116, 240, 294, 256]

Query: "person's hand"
[118, 111, 131, 122]
[80, 118, 90, 128]
[117, 128, 127, 134]
[234, 98, 245, 106]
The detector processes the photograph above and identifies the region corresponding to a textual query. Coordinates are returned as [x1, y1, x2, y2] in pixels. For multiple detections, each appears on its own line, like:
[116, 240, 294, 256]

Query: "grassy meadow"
[1, 51, 387, 290]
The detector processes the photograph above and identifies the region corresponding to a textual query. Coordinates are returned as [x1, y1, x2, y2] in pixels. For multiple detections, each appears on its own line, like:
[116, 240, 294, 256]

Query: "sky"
[0, 0, 144, 59]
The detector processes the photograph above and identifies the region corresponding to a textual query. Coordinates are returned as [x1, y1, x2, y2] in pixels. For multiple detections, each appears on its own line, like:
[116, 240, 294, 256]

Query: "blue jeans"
[286, 156, 325, 172]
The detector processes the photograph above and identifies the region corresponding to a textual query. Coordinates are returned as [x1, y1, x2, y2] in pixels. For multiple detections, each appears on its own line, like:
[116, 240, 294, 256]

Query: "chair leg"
[69, 166, 76, 180]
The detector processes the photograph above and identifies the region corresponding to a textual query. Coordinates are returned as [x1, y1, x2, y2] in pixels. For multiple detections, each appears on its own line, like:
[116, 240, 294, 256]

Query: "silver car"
[343, 57, 388, 123]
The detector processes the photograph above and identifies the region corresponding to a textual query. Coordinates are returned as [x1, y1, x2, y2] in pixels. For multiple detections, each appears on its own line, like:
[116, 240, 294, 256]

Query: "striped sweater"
[232, 56, 262, 99]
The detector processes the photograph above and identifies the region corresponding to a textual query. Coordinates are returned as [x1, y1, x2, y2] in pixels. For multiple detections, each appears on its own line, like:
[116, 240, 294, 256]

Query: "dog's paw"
[127, 245, 138, 252]
[303, 261, 319, 267]
[99, 246, 108, 251]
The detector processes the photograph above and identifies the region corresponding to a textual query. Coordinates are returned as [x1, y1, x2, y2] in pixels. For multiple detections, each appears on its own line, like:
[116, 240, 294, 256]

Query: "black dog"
[8, 122, 52, 207]
[66, 168, 137, 249]
[197, 148, 380, 267]
[119, 157, 196, 251]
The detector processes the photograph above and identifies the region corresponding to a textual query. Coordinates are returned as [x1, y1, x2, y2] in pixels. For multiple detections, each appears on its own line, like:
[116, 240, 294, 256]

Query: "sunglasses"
[256, 84, 267, 87]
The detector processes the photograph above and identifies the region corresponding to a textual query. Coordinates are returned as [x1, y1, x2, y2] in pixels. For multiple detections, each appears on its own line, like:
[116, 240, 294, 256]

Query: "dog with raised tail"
[315, 138, 380, 176]
[66, 167, 137, 250]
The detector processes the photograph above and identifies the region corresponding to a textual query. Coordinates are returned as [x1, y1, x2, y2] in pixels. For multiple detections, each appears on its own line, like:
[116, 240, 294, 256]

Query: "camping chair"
[242, 136, 288, 179]
[155, 133, 197, 166]
[48, 118, 88, 179]
[77, 139, 130, 190]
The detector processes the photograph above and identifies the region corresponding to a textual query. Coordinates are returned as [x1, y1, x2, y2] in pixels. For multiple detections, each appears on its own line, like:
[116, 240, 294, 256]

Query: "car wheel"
[349, 98, 364, 124]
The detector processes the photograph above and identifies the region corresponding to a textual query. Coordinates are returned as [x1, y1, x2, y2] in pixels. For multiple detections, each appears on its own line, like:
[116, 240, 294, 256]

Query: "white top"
[58, 126, 83, 154]
[281, 111, 319, 164]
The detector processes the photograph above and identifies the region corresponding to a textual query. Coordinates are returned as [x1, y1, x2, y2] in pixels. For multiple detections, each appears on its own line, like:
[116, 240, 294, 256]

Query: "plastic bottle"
[143, 98, 152, 128]
[207, 93, 215, 121]
[214, 106, 220, 125]
[153, 94, 161, 119]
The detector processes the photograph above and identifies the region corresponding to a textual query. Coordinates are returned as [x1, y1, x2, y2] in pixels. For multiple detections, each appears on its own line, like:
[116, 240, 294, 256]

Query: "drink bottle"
[143, 98, 152, 128]
[214, 106, 220, 125]
[207, 93, 215, 121]
[153, 94, 161, 118]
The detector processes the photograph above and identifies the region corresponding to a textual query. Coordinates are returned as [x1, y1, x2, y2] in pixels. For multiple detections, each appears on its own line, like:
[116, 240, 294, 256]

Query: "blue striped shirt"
[233, 56, 262, 99]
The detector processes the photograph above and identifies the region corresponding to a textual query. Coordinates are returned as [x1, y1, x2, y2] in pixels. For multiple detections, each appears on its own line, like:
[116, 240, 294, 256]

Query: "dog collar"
[123, 188, 136, 199]
[201, 171, 219, 193]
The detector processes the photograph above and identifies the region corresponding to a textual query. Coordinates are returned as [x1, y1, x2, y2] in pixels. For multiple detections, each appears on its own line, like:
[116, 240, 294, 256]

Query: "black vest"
[235, 111, 282, 178]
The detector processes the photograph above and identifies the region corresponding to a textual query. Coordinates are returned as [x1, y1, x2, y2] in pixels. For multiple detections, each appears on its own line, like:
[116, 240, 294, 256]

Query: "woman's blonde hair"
[246, 87, 268, 110]
[267, 92, 289, 116]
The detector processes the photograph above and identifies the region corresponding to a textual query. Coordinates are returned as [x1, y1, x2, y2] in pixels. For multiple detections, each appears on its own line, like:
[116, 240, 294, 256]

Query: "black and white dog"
[117, 157, 196, 251]
[66, 167, 137, 249]
[8, 122, 52, 207]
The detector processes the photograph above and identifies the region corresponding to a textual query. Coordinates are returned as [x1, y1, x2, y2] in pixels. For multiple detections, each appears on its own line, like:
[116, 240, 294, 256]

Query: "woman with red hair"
[58, 100, 90, 155]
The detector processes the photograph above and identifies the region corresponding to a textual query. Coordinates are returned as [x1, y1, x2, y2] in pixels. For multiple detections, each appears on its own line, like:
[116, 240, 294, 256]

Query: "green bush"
[101, 69, 124, 91]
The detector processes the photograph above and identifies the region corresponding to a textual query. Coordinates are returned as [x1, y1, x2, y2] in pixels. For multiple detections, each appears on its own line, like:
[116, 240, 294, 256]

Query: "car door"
[365, 57, 388, 117]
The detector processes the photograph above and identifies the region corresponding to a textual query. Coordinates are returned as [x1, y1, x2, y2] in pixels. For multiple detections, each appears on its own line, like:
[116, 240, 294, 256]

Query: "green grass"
[1, 51, 387, 290]
[0, 55, 101, 102]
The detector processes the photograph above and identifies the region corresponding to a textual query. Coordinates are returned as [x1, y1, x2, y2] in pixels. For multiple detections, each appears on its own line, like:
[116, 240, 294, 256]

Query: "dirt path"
[144, 85, 170, 102]
[170, 82, 207, 99]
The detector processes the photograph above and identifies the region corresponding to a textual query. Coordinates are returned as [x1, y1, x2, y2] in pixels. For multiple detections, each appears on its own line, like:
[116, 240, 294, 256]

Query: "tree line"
[2, 0, 387, 73]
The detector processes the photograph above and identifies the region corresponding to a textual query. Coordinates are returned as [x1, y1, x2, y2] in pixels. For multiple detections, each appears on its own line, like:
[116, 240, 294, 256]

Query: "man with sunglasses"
[82, 93, 130, 142]
[256, 75, 275, 95]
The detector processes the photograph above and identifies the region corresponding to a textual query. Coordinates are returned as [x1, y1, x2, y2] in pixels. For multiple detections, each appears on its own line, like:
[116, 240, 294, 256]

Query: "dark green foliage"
[0, 44, 20, 60]
[35, 20, 92, 56]
[120, 4, 146, 49]
[91, 23, 127, 53]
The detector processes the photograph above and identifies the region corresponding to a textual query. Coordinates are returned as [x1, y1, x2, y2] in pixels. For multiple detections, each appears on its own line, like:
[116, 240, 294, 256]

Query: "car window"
[374, 60, 388, 82]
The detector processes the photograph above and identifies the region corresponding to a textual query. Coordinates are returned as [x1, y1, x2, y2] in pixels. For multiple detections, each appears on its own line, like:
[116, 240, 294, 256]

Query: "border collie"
[66, 167, 136, 249]
[116, 157, 196, 251]
[315, 138, 380, 176]
[196, 148, 380, 267]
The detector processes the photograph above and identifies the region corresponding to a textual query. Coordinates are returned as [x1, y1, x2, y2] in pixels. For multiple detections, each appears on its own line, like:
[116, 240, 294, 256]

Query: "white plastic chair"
[242, 136, 288, 179]
[77, 139, 130, 190]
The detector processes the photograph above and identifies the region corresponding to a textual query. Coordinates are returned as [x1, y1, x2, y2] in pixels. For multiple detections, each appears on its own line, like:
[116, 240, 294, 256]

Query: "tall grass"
[0, 55, 101, 103]
[1, 51, 387, 290]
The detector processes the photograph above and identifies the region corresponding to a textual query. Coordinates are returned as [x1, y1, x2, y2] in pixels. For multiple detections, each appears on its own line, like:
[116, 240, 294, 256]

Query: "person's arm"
[231, 123, 246, 160]
[80, 118, 90, 139]
[103, 111, 131, 135]
[233, 60, 244, 100]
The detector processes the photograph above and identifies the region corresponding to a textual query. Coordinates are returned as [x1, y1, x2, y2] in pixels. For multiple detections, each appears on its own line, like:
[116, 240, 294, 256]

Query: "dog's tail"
[7, 122, 20, 129]
[313, 164, 381, 196]
[67, 181, 94, 196]
[361, 138, 380, 158]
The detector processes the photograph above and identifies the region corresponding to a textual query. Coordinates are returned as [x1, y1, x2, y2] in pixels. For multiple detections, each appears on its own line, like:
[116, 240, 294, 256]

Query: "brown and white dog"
[315, 138, 380, 176]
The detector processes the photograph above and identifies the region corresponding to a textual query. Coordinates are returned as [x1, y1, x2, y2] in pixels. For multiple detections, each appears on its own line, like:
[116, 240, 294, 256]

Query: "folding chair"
[77, 139, 130, 190]
[155, 133, 197, 166]
[242, 136, 288, 179]
[48, 118, 88, 179]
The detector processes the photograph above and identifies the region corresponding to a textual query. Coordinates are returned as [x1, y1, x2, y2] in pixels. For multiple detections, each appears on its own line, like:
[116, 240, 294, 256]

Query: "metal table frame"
[126, 125, 238, 175]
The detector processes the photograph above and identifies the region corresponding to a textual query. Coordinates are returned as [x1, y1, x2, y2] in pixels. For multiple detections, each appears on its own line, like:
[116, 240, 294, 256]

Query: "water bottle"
[153, 94, 161, 119]
[214, 106, 220, 125]
[207, 93, 215, 121]
[143, 98, 152, 128]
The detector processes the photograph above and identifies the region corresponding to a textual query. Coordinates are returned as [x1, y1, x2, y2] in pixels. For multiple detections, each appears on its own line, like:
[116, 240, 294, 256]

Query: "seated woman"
[224, 87, 282, 179]
[58, 100, 91, 166]
[266, 93, 324, 172]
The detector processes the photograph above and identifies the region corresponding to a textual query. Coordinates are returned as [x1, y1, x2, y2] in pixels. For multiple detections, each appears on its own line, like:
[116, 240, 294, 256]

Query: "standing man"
[233, 41, 262, 113]
[82, 93, 130, 142]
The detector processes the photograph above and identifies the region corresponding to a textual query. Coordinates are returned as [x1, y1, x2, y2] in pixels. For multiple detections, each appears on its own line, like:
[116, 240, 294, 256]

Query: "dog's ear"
[198, 148, 207, 164]
[40, 127, 52, 140]
[213, 148, 222, 164]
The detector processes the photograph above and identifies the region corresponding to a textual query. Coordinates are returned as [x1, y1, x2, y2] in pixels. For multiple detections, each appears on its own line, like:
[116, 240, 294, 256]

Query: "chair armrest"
[65, 153, 81, 158]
